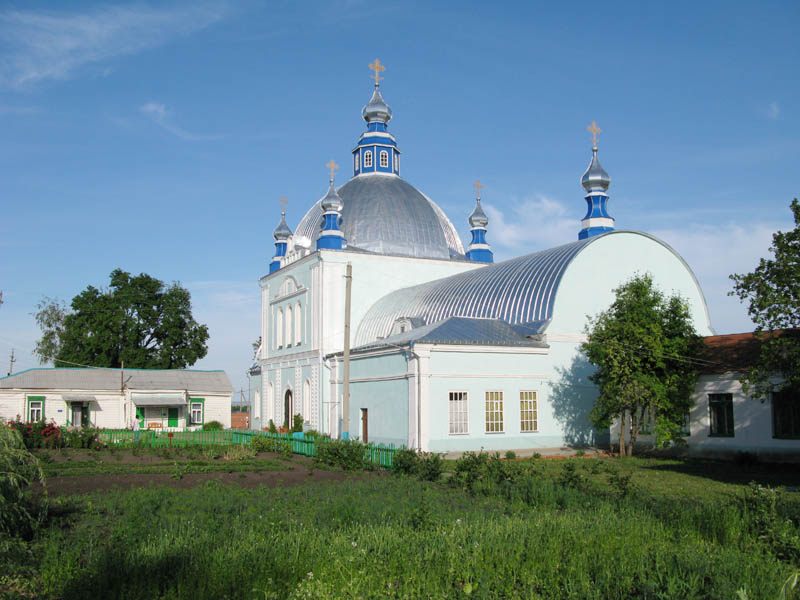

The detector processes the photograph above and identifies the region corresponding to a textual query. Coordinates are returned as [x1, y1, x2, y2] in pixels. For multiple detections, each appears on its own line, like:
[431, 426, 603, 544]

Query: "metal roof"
[294, 174, 465, 259]
[0, 368, 233, 394]
[355, 236, 597, 346]
[353, 317, 548, 352]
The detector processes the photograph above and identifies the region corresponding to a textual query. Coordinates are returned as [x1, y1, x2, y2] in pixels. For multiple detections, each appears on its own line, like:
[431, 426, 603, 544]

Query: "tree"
[730, 199, 800, 399]
[582, 274, 703, 456]
[34, 269, 209, 369]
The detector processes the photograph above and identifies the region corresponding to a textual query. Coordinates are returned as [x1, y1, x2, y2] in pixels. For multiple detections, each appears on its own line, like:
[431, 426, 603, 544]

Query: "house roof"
[0, 368, 233, 394]
[698, 329, 798, 374]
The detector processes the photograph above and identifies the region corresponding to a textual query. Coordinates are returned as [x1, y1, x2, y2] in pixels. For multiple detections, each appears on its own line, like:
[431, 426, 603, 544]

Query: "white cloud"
[0, 3, 227, 89]
[484, 194, 576, 257]
[140, 101, 221, 141]
[766, 101, 780, 120]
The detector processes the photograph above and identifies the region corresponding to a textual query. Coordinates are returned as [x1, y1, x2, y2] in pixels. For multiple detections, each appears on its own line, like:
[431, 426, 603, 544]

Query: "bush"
[313, 439, 371, 471]
[417, 452, 444, 482]
[250, 435, 292, 458]
[392, 448, 419, 475]
[291, 414, 304, 433]
[504, 450, 517, 460]
[268, 419, 278, 434]
[0, 425, 47, 538]
[63, 426, 104, 450]
[7, 418, 65, 449]
[202, 421, 224, 431]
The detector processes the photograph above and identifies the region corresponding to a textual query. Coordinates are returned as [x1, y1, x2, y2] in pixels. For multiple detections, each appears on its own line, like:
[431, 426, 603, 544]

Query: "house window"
[709, 393, 734, 437]
[28, 397, 44, 422]
[285, 305, 293, 347]
[364, 150, 373, 168]
[448, 392, 468, 434]
[354, 153, 360, 171]
[393, 153, 398, 172]
[520, 391, 538, 433]
[485, 391, 504, 433]
[773, 389, 800, 439]
[379, 150, 389, 168]
[295, 302, 302, 346]
[190, 400, 204, 425]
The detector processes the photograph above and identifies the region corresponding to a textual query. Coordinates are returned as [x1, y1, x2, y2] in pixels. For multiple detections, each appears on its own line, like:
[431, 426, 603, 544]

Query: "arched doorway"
[284, 389, 293, 430]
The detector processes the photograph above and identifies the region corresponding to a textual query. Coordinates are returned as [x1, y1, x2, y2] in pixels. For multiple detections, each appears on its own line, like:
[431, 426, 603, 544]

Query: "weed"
[575, 449, 586, 457]
[505, 450, 517, 460]
[608, 470, 636, 499]
[532, 452, 542, 459]
[558, 461, 586, 490]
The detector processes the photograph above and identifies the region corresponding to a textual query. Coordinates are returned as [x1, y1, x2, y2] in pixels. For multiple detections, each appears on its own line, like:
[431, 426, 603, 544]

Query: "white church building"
[249, 60, 714, 452]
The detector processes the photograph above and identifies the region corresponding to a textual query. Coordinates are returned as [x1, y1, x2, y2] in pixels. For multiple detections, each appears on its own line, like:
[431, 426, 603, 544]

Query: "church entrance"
[284, 389, 293, 430]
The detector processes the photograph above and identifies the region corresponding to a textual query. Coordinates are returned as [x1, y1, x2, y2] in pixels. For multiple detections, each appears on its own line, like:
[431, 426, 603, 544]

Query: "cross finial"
[587, 121, 602, 148]
[325, 159, 339, 182]
[473, 180, 485, 201]
[278, 196, 288, 216]
[368, 58, 385, 86]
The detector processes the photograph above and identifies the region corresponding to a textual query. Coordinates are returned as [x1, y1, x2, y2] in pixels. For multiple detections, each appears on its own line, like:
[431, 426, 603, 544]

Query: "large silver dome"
[294, 174, 465, 260]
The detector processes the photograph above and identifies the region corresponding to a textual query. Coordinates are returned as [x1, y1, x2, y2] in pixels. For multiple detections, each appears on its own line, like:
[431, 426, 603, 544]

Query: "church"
[249, 60, 713, 453]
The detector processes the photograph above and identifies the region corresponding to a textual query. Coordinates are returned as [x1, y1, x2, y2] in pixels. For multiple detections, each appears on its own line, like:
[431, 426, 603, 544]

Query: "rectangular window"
[191, 401, 204, 425]
[485, 391, 504, 433]
[708, 393, 734, 437]
[28, 397, 44, 422]
[773, 389, 800, 439]
[520, 391, 538, 433]
[448, 391, 468, 434]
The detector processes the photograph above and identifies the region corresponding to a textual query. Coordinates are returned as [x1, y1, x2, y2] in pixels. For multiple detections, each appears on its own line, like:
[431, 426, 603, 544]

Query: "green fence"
[98, 429, 397, 469]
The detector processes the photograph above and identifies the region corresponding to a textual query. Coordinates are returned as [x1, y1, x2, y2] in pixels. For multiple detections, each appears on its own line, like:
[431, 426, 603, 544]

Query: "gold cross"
[325, 159, 339, 180]
[278, 196, 288, 215]
[473, 180, 485, 200]
[368, 58, 385, 85]
[587, 121, 602, 147]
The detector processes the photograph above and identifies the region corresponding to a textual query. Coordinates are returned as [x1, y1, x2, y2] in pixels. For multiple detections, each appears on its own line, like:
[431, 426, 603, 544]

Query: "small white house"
[0, 368, 233, 430]
[684, 332, 800, 460]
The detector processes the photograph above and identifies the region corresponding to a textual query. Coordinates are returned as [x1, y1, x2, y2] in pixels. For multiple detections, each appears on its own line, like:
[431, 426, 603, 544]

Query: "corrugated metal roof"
[0, 368, 233, 394]
[354, 236, 595, 346]
[353, 317, 548, 352]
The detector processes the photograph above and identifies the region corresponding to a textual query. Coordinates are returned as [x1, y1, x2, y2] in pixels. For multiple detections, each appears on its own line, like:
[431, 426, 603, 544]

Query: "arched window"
[393, 153, 399, 172]
[276, 309, 284, 348]
[354, 153, 360, 171]
[379, 150, 389, 168]
[294, 302, 302, 346]
[285, 305, 293, 347]
[364, 150, 373, 168]
[267, 382, 274, 422]
[303, 379, 311, 422]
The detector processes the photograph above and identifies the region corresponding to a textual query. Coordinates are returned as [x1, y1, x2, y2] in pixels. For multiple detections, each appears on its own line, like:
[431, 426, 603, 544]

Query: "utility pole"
[342, 263, 352, 438]
[8, 348, 15, 376]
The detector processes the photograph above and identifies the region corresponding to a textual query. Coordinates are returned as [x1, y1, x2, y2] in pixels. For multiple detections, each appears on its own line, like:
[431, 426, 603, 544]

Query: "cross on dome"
[368, 59, 385, 86]
[587, 121, 602, 148]
[278, 195, 288, 215]
[473, 180, 485, 201]
[326, 159, 339, 182]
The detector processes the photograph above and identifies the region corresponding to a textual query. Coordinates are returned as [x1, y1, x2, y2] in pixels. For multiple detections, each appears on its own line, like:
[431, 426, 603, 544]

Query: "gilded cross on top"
[278, 196, 288, 215]
[326, 159, 339, 181]
[587, 121, 602, 147]
[473, 180, 485, 200]
[368, 58, 385, 85]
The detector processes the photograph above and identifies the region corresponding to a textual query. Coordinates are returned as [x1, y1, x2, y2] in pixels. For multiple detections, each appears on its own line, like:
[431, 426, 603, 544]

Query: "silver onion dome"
[362, 87, 393, 124]
[273, 212, 292, 240]
[321, 180, 344, 212]
[581, 147, 610, 191]
[468, 199, 489, 228]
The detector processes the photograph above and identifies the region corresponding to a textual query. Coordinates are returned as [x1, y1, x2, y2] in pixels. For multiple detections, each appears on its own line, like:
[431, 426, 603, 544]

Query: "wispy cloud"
[140, 101, 222, 141]
[0, 104, 40, 115]
[485, 195, 576, 256]
[0, 3, 227, 89]
[765, 101, 780, 120]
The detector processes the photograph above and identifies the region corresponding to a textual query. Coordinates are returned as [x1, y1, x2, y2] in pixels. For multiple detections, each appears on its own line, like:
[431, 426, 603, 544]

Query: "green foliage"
[731, 199, 800, 399]
[267, 419, 278, 435]
[0, 425, 47, 538]
[34, 268, 209, 369]
[223, 445, 256, 461]
[313, 439, 372, 471]
[250, 435, 292, 458]
[575, 449, 585, 457]
[582, 273, 703, 455]
[7, 418, 64, 449]
[743, 483, 800, 564]
[416, 452, 444, 482]
[504, 450, 517, 460]
[202, 420, 223, 431]
[558, 461, 586, 490]
[391, 447, 419, 475]
[291, 413, 304, 433]
[608, 470, 637, 499]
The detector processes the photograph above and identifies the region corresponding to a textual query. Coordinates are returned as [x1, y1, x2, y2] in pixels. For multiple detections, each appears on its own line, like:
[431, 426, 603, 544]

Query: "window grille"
[485, 391, 504, 433]
[449, 392, 468, 434]
[520, 391, 538, 432]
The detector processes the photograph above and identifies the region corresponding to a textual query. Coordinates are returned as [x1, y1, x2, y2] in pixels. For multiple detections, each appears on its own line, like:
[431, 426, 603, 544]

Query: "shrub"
[63, 426, 103, 450]
[202, 421, 224, 431]
[250, 435, 292, 458]
[392, 447, 419, 475]
[452, 451, 489, 492]
[608, 470, 636, 499]
[505, 450, 517, 460]
[7, 418, 65, 449]
[558, 461, 586, 490]
[416, 452, 444, 482]
[268, 419, 278, 434]
[0, 425, 47, 538]
[224, 445, 256, 461]
[575, 449, 586, 457]
[532, 452, 542, 460]
[291, 414, 304, 433]
[313, 439, 371, 471]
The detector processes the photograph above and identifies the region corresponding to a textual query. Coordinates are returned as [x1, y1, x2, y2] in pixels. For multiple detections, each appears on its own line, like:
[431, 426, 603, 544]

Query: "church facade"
[250, 61, 713, 452]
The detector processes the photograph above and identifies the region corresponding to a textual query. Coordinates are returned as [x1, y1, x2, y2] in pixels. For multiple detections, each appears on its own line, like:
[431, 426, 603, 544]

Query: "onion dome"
[273, 209, 292, 240]
[581, 146, 610, 192]
[362, 86, 392, 125]
[321, 180, 344, 212]
[468, 199, 489, 228]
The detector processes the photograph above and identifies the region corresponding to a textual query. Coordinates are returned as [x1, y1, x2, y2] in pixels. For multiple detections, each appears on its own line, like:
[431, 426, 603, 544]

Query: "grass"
[1, 453, 799, 599]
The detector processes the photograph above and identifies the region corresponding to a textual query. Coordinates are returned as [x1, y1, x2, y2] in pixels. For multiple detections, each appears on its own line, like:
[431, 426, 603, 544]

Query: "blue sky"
[1, 0, 798, 395]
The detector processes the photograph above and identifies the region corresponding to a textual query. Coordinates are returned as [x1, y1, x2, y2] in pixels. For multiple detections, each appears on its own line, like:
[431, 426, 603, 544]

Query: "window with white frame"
[294, 302, 302, 346]
[355, 153, 360, 171]
[28, 398, 44, 422]
[485, 391, 504, 433]
[276, 309, 284, 348]
[285, 305, 293, 347]
[520, 391, 538, 433]
[364, 150, 373, 168]
[190, 402, 203, 425]
[449, 391, 468, 434]
[393, 152, 398, 172]
[379, 150, 389, 167]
